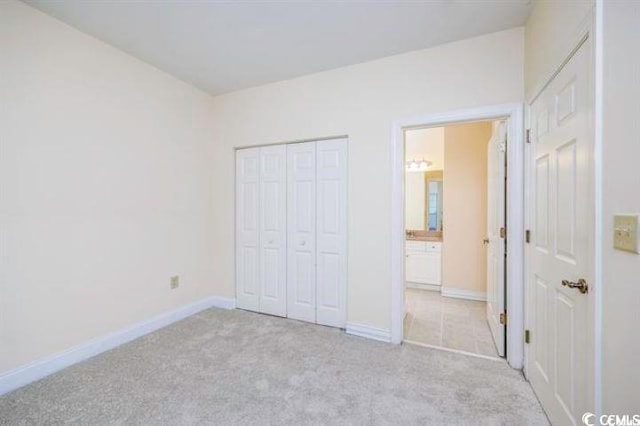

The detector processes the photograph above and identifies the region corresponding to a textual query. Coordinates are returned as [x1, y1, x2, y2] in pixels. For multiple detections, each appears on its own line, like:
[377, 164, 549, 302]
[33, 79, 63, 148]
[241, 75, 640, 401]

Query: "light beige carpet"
[0, 308, 548, 425]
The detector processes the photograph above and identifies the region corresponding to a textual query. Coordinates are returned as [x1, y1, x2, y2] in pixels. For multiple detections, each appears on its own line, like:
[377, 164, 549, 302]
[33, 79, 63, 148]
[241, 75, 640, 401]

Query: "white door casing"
[486, 121, 507, 357]
[391, 103, 524, 368]
[286, 142, 317, 323]
[527, 37, 594, 424]
[258, 145, 287, 317]
[235, 148, 261, 312]
[316, 138, 348, 328]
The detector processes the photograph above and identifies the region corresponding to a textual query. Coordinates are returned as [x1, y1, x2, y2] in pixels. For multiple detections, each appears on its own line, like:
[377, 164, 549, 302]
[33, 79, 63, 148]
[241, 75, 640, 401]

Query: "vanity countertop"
[406, 236, 443, 242]
[405, 230, 443, 242]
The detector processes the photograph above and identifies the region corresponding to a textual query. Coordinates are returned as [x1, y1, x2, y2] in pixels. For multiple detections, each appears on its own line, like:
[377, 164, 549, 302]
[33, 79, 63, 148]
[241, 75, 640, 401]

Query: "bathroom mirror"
[426, 177, 443, 231]
[405, 170, 444, 232]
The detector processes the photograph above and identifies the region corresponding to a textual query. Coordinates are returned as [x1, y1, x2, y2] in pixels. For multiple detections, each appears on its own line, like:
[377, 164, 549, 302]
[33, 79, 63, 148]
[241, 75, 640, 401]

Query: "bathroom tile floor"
[403, 288, 500, 358]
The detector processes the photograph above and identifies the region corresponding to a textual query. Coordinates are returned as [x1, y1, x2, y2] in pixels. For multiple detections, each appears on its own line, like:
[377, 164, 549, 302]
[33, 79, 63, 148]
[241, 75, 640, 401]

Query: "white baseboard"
[210, 296, 236, 310]
[406, 282, 441, 292]
[441, 287, 487, 302]
[0, 296, 235, 396]
[345, 322, 391, 343]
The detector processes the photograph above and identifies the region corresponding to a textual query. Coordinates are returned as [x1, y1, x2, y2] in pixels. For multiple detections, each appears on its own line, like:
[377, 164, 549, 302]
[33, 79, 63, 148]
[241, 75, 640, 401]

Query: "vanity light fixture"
[405, 158, 432, 172]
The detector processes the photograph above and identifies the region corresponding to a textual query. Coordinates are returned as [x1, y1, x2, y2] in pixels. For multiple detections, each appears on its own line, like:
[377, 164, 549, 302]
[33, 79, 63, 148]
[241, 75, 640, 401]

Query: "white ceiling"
[23, 0, 531, 96]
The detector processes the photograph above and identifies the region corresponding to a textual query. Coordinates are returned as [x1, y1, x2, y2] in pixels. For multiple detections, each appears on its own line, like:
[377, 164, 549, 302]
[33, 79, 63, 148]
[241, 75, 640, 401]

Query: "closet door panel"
[287, 142, 316, 323]
[316, 138, 347, 328]
[259, 145, 287, 317]
[235, 148, 260, 312]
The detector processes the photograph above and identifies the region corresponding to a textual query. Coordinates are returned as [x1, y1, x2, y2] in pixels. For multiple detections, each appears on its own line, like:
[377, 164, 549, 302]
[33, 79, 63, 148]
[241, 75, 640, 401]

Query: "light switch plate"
[614, 215, 639, 254]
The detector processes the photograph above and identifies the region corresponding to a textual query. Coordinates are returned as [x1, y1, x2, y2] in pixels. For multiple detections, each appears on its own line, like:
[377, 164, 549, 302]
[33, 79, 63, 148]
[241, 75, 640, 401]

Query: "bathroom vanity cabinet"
[405, 240, 442, 288]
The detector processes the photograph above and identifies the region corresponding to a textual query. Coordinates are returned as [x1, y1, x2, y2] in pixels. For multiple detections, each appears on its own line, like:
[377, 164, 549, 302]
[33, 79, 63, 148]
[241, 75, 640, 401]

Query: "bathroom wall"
[405, 127, 445, 231]
[442, 121, 492, 296]
[405, 173, 426, 231]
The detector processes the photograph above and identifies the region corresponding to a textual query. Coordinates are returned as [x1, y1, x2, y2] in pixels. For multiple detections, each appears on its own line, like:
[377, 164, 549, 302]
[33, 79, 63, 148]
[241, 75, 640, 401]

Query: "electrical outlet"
[170, 275, 179, 289]
[614, 215, 639, 254]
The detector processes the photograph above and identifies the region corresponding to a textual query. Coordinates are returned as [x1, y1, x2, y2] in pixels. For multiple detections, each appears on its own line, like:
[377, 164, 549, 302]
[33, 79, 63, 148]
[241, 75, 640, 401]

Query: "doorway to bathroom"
[390, 104, 525, 369]
[403, 120, 506, 359]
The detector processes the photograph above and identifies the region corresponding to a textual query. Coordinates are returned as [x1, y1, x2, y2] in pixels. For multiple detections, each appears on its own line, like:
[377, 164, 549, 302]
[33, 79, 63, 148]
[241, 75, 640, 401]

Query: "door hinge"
[525, 229, 531, 243]
[500, 227, 506, 239]
[499, 312, 507, 325]
[525, 329, 531, 344]
[526, 128, 531, 143]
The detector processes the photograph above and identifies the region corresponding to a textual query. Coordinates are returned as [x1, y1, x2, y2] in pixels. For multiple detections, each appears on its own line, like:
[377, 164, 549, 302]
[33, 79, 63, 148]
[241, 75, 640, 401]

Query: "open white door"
[486, 121, 507, 357]
[527, 38, 593, 424]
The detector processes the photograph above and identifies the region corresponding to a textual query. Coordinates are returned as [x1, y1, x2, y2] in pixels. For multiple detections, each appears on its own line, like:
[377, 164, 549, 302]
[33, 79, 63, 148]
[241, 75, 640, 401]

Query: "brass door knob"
[561, 278, 588, 294]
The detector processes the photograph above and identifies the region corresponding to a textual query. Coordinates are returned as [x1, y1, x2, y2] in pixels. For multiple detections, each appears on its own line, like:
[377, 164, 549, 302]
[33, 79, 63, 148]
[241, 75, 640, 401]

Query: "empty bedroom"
[1, 0, 638, 424]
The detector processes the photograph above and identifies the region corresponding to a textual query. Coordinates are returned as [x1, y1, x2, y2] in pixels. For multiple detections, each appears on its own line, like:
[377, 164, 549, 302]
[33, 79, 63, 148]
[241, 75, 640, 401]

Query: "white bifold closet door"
[236, 148, 260, 312]
[236, 145, 287, 317]
[286, 142, 317, 323]
[237, 138, 346, 327]
[287, 138, 347, 328]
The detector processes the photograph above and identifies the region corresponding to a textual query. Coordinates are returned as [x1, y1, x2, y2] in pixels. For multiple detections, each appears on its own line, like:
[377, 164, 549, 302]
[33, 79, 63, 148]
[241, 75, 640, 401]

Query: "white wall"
[601, 1, 640, 413]
[0, 0, 218, 374]
[525, 0, 595, 99]
[0, 0, 524, 377]
[209, 28, 524, 331]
